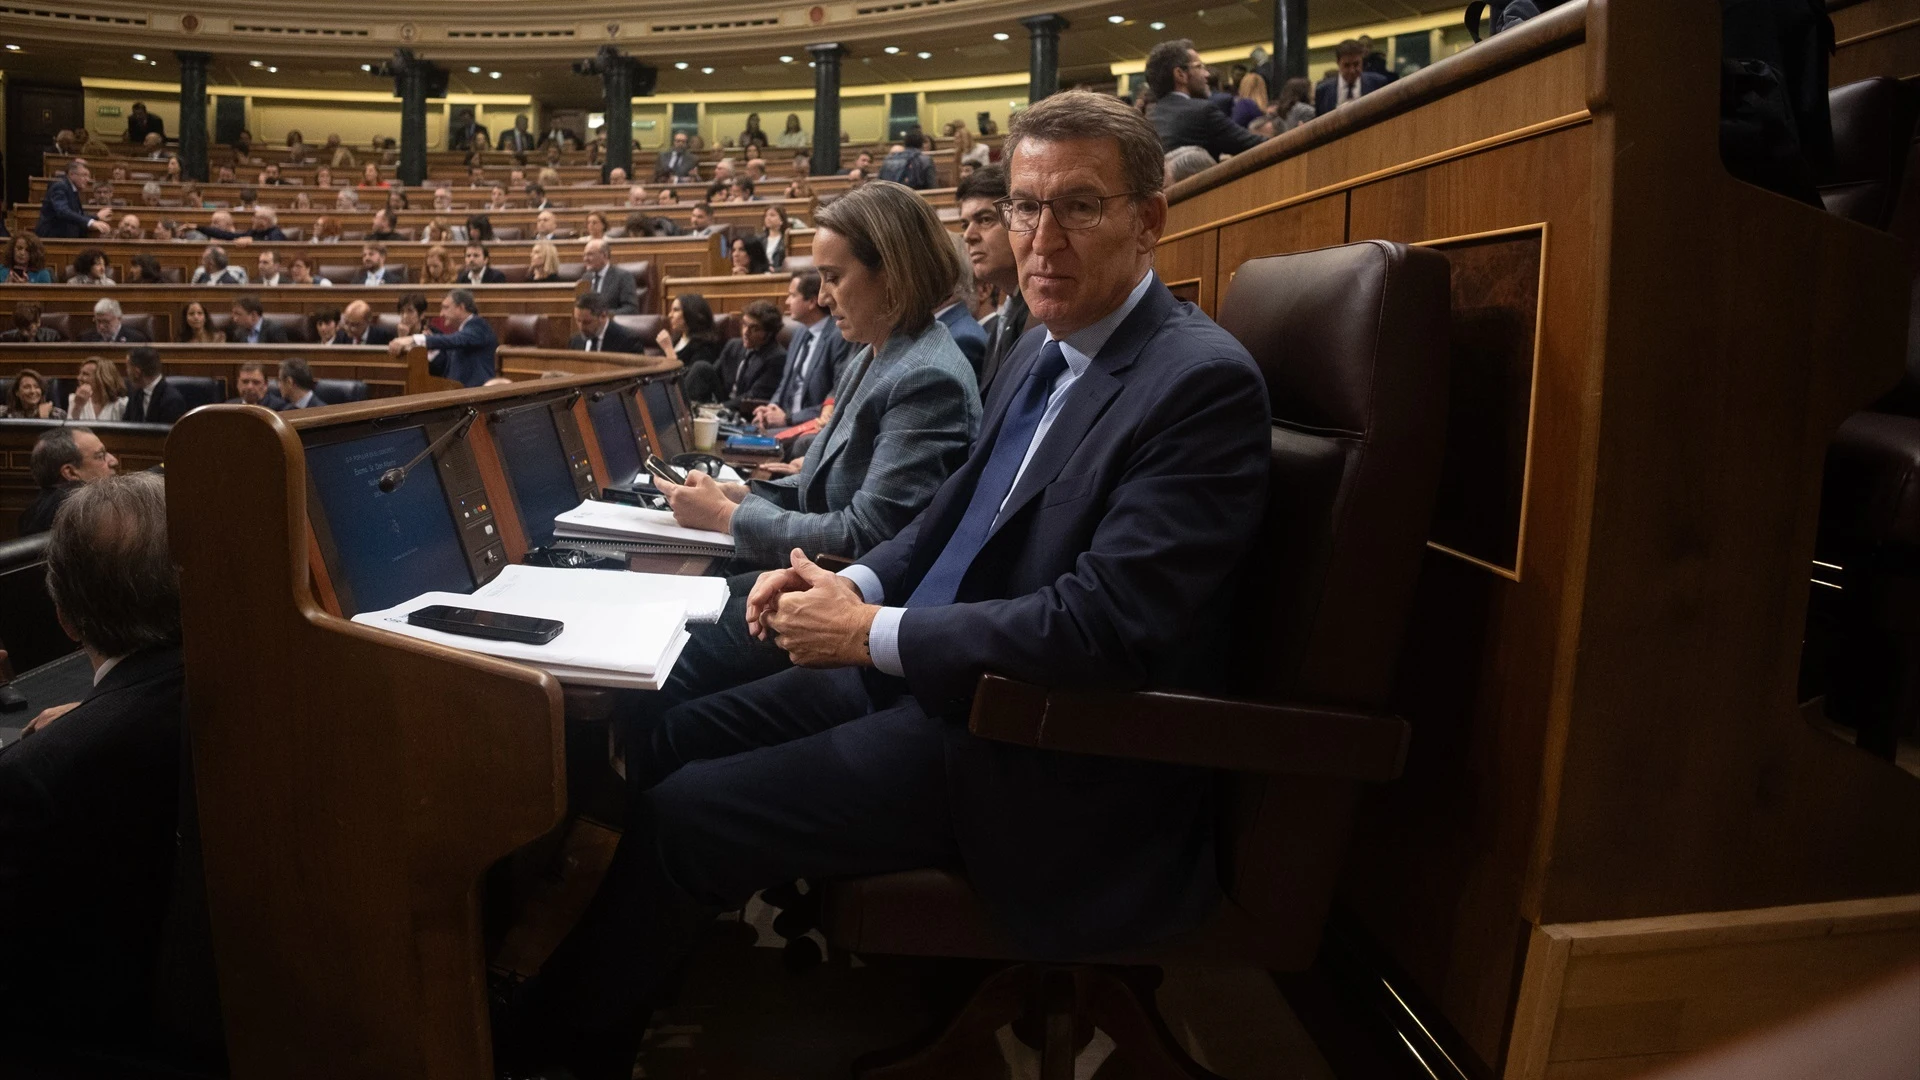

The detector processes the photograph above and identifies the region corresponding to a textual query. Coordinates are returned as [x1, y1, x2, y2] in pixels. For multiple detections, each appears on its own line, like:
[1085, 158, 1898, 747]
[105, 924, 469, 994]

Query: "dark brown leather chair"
[611, 313, 666, 353]
[262, 312, 310, 343]
[1821, 78, 1920, 230]
[119, 313, 158, 341]
[618, 260, 654, 312]
[818, 240, 1451, 1077]
[502, 314, 544, 347]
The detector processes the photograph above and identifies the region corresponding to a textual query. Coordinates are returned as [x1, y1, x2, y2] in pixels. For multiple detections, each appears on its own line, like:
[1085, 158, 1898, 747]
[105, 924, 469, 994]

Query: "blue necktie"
[907, 340, 1069, 608]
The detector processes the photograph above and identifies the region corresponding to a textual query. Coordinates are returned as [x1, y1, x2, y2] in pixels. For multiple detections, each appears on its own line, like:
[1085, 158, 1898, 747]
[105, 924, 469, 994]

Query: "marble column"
[175, 51, 211, 182]
[808, 43, 845, 175]
[1022, 14, 1069, 102]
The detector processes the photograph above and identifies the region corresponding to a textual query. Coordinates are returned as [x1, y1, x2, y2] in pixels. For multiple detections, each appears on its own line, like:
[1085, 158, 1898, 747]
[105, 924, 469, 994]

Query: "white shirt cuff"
[838, 565, 885, 605]
[866, 605, 906, 678]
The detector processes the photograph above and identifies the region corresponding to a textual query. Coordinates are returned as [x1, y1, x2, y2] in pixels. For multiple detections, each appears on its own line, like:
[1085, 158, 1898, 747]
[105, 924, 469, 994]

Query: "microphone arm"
[377, 408, 477, 493]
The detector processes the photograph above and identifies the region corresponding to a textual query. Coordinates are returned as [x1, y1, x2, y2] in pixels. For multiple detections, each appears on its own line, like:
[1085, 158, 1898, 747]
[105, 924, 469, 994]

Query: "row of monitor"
[304, 373, 694, 616]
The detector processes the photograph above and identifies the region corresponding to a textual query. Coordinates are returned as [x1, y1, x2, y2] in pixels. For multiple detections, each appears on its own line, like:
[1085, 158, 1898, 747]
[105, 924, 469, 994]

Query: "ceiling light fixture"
[701, 66, 715, 74]
[1108, 14, 1125, 23]
[780, 55, 793, 62]
[675, 61, 689, 69]
[360, 63, 372, 71]
[1150, 21, 1166, 30]
[917, 51, 932, 59]
[468, 65, 482, 73]
[993, 32, 1009, 41]
[249, 59, 263, 67]
[489, 71, 502, 79]
[883, 45, 899, 54]
[132, 53, 146, 60]
[267, 66, 278, 73]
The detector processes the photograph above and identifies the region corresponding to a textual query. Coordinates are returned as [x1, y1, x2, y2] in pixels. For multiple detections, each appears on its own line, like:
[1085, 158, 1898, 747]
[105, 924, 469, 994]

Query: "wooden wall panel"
[1830, 0, 1920, 84]
[1154, 231, 1220, 318]
[1214, 195, 1350, 301]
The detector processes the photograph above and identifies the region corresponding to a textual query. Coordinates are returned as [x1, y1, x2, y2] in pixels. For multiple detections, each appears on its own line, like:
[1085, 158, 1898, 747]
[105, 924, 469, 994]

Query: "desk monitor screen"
[306, 425, 475, 615]
[640, 379, 687, 459]
[586, 388, 644, 487]
[494, 403, 578, 549]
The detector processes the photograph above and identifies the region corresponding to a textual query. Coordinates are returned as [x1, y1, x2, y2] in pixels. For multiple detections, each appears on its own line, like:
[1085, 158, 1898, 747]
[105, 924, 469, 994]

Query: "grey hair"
[1165, 145, 1216, 185]
[204, 245, 229, 270]
[142, 181, 162, 198]
[1007, 89, 1166, 201]
[93, 297, 123, 318]
[45, 472, 181, 657]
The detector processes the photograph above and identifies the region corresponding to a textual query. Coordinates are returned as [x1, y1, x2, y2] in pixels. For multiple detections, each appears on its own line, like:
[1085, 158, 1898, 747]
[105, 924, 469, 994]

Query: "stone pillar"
[387, 50, 442, 187]
[809, 43, 845, 175]
[600, 54, 636, 183]
[1275, 0, 1309, 83]
[1022, 14, 1069, 102]
[176, 51, 211, 182]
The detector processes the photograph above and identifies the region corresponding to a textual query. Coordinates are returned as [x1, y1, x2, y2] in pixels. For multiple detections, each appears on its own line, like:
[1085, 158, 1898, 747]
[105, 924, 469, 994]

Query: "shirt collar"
[1167, 90, 1193, 99]
[92, 653, 126, 686]
[1046, 271, 1155, 377]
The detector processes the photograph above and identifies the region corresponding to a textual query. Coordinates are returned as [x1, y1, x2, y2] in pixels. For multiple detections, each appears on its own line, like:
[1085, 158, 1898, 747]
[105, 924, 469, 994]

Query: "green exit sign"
[97, 105, 123, 117]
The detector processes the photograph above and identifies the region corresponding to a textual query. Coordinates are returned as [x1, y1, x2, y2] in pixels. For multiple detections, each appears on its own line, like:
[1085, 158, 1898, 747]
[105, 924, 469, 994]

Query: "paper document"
[475, 563, 730, 622]
[352, 591, 690, 689]
[552, 500, 735, 553]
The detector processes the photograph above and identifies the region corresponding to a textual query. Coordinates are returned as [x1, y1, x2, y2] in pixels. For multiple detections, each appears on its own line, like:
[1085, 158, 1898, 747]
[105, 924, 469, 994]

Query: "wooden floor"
[625, 896, 1335, 1080]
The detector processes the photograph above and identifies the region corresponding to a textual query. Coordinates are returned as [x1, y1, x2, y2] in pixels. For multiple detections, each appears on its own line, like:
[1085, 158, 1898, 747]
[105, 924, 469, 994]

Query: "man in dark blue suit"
[752, 270, 852, 430]
[501, 89, 1271, 1080]
[387, 289, 497, 387]
[35, 159, 112, 240]
[935, 294, 989, 376]
[1315, 39, 1391, 115]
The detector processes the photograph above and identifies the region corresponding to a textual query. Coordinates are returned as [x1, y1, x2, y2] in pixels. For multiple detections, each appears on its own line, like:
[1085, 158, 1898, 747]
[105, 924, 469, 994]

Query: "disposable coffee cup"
[693, 415, 719, 451]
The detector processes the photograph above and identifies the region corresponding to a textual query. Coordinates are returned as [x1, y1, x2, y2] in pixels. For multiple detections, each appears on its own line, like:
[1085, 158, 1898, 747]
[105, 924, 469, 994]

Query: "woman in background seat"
[70, 357, 128, 422]
[8, 236, 54, 284]
[654, 293, 723, 378]
[180, 301, 223, 344]
[1, 370, 67, 420]
[527, 241, 561, 282]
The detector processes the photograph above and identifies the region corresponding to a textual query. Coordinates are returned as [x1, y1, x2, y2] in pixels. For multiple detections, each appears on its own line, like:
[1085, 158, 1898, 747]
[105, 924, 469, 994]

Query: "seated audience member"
[422, 244, 458, 285]
[532, 209, 560, 240]
[276, 357, 325, 409]
[66, 248, 114, 287]
[729, 236, 770, 276]
[711, 158, 736, 185]
[226, 295, 287, 344]
[584, 211, 610, 241]
[366, 207, 405, 243]
[622, 212, 660, 239]
[247, 206, 287, 241]
[842, 149, 875, 177]
[761, 205, 794, 271]
[498, 114, 534, 154]
[9, 234, 54, 283]
[308, 308, 341, 343]
[179, 300, 223, 344]
[311, 216, 342, 243]
[163, 156, 183, 183]
[738, 113, 770, 151]
[776, 113, 808, 148]
[314, 164, 334, 188]
[655, 132, 698, 182]
[1, 301, 66, 342]
[288, 254, 332, 287]
[1163, 145, 1216, 186]
[394, 293, 431, 339]
[12, 426, 118, 540]
[326, 134, 355, 170]
[497, 92, 1270, 1080]
[124, 253, 166, 285]
[261, 163, 288, 186]
[655, 187, 680, 206]
[607, 166, 631, 187]
[357, 243, 407, 285]
[293, 191, 313, 210]
[432, 187, 457, 214]
[126, 101, 164, 144]
[191, 245, 248, 286]
[256, 249, 287, 286]
[953, 163, 1028, 390]
[580, 239, 639, 314]
[685, 298, 786, 406]
[1316, 38, 1388, 114]
[0, 475, 189, 1042]
[754, 270, 853, 431]
[1259, 76, 1317, 135]
[459, 243, 505, 284]
[359, 163, 387, 189]
[466, 214, 497, 243]
[229, 361, 287, 410]
[932, 236, 989, 372]
[450, 109, 489, 152]
[625, 185, 650, 208]
[70, 357, 128, 421]
[685, 203, 716, 237]
[569, 293, 646, 353]
[334, 188, 361, 212]
[728, 178, 757, 203]
[1146, 39, 1262, 158]
[332, 301, 395, 346]
[527, 241, 561, 282]
[387, 289, 498, 387]
[215, 165, 236, 183]
[234, 185, 260, 211]
[123, 347, 189, 424]
[487, 186, 511, 211]
[80, 298, 150, 343]
[139, 181, 164, 207]
[653, 293, 723, 373]
[114, 214, 145, 241]
[526, 184, 553, 211]
[151, 220, 180, 242]
[1, 369, 66, 420]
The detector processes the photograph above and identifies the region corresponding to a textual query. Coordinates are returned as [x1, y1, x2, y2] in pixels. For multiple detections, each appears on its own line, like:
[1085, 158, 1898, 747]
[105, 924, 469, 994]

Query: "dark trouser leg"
[520, 668, 955, 1073]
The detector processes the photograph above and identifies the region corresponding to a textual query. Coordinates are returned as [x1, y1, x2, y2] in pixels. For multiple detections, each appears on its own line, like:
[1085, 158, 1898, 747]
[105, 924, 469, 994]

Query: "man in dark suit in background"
[16, 428, 118, 537]
[1315, 39, 1390, 115]
[227, 362, 287, 410]
[653, 132, 698, 183]
[580, 239, 640, 314]
[498, 115, 535, 154]
[355, 243, 408, 286]
[706, 300, 786, 406]
[569, 294, 647, 353]
[224, 296, 289, 344]
[36, 158, 113, 239]
[934, 243, 990, 374]
[331, 301, 397, 347]
[276, 358, 327, 409]
[0, 474, 188, 1053]
[122, 348, 189, 425]
[78, 299, 151, 344]
[955, 165, 1029, 393]
[388, 289, 498, 387]
[498, 89, 1272, 1080]
[754, 270, 850, 432]
[1146, 39, 1262, 159]
[458, 243, 506, 285]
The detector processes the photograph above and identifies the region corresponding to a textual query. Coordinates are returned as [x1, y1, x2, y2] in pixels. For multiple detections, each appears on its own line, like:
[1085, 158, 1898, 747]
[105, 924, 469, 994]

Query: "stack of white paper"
[474, 564, 730, 623]
[552, 500, 736, 556]
[352, 589, 690, 690]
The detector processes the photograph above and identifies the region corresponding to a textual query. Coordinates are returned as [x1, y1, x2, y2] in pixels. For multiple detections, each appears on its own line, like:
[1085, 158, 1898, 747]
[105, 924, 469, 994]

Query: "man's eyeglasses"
[995, 192, 1141, 232]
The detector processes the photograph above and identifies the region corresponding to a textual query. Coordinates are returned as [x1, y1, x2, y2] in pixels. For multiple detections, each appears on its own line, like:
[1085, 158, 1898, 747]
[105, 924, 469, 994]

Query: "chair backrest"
[120, 314, 158, 341]
[497, 263, 531, 283]
[712, 311, 739, 342]
[168, 376, 227, 410]
[39, 313, 73, 338]
[0, 533, 75, 674]
[1209, 241, 1450, 960]
[554, 261, 585, 283]
[1821, 77, 1920, 230]
[611, 314, 667, 353]
[318, 264, 359, 284]
[263, 312, 310, 343]
[618, 260, 654, 309]
[501, 314, 543, 347]
[312, 379, 369, 405]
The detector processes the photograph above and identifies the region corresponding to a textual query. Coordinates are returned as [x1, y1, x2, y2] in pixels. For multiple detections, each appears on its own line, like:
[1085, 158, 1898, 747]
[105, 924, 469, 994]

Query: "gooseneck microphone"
[378, 408, 477, 493]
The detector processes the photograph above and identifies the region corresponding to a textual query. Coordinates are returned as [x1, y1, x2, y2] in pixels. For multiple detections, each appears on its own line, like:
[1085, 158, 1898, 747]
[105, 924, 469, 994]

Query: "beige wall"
[923, 86, 1026, 136]
[84, 87, 188, 144]
[700, 97, 811, 149]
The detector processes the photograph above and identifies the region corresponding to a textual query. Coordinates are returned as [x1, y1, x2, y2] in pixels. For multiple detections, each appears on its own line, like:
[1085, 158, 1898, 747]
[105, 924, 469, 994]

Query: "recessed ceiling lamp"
[993, 32, 1009, 41]
[249, 59, 263, 67]
[4, 44, 20, 51]
[1107, 14, 1125, 23]
[1150, 21, 1166, 30]
[883, 45, 899, 54]
[132, 53, 146, 60]
[779, 55, 793, 62]
[489, 71, 502, 79]
[468, 65, 482, 73]
[917, 51, 932, 59]
[267, 66, 278, 72]
[360, 63, 372, 71]
[675, 61, 689, 69]
[701, 66, 715, 74]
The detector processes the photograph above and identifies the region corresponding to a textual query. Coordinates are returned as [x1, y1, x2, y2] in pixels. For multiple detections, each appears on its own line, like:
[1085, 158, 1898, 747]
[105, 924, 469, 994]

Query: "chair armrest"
[966, 674, 1410, 781]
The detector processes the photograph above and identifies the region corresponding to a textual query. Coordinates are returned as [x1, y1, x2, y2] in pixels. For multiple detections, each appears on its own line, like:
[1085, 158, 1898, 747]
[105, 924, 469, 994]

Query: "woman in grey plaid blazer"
[659, 180, 981, 567]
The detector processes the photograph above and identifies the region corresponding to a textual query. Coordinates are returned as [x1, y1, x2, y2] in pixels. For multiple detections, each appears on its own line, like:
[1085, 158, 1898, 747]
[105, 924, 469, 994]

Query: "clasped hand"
[746, 549, 876, 668]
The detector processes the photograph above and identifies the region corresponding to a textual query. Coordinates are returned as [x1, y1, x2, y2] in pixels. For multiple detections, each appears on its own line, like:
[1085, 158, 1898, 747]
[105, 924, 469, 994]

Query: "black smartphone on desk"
[407, 605, 564, 645]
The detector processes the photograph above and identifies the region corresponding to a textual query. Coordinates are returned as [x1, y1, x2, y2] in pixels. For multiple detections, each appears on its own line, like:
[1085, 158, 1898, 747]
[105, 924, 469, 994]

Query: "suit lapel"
[807, 343, 877, 476]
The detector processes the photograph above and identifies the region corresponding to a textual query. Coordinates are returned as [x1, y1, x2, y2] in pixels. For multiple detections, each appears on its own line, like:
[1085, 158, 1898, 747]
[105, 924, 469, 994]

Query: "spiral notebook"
[551, 501, 736, 557]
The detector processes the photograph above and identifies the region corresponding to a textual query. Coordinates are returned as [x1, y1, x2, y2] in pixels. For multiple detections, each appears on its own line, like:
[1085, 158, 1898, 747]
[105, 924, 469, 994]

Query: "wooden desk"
[167, 365, 693, 1078]
[1158, 2, 1920, 1075]
[662, 272, 795, 315]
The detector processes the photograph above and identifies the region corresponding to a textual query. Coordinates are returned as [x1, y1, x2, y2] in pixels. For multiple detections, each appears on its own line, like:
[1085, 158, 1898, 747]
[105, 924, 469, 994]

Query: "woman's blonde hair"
[536, 166, 561, 189]
[813, 180, 962, 336]
[423, 243, 455, 283]
[529, 240, 560, 278]
[89, 356, 126, 404]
